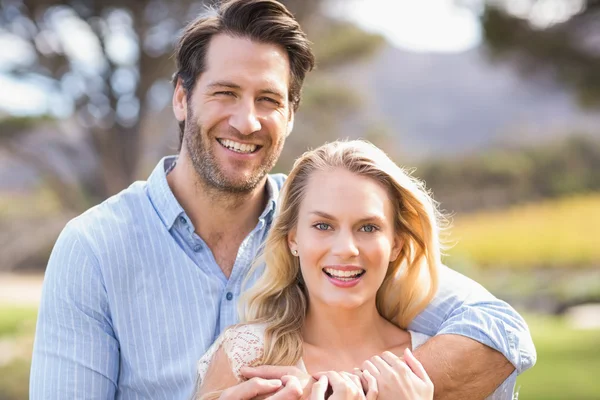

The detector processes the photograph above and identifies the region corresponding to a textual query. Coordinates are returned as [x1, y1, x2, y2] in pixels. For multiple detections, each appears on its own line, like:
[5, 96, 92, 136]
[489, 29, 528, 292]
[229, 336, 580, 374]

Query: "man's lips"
[217, 138, 262, 154]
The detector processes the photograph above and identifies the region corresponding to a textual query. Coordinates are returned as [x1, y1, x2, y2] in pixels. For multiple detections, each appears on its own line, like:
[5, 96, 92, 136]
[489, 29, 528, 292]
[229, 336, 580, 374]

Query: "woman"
[194, 140, 445, 399]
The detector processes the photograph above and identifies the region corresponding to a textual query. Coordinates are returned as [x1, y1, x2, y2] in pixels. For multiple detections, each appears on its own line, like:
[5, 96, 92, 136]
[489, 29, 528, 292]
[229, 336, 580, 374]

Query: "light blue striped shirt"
[30, 156, 535, 399]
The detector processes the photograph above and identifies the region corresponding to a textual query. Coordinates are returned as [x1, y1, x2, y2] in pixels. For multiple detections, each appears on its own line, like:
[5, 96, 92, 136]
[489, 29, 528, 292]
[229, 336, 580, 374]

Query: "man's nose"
[229, 99, 261, 135]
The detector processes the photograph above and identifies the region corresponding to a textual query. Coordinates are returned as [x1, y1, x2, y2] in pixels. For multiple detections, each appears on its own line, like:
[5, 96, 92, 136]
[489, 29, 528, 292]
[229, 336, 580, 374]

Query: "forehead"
[200, 33, 290, 91]
[301, 168, 393, 217]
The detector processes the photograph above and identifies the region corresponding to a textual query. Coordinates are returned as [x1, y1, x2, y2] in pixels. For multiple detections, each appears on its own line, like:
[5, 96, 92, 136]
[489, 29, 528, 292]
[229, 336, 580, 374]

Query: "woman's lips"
[322, 269, 365, 288]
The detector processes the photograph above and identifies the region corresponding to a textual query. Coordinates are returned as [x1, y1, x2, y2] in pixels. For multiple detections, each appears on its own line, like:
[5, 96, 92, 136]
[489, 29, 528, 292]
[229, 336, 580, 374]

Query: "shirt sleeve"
[29, 221, 119, 399]
[408, 264, 536, 374]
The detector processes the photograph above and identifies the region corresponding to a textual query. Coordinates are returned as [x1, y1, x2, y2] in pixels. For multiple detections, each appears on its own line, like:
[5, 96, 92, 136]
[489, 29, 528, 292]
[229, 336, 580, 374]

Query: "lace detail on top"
[197, 324, 267, 384]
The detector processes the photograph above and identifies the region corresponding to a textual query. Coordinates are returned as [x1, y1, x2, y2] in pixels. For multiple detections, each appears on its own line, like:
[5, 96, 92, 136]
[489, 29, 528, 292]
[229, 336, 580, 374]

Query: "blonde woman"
[193, 140, 443, 399]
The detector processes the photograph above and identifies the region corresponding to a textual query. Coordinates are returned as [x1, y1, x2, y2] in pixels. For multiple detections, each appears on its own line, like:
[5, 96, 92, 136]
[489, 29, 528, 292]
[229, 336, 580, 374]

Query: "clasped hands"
[221, 348, 432, 400]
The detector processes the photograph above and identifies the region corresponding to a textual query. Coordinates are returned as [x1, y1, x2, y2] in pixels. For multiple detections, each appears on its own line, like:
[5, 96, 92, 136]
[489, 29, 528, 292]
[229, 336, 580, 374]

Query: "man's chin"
[213, 174, 266, 194]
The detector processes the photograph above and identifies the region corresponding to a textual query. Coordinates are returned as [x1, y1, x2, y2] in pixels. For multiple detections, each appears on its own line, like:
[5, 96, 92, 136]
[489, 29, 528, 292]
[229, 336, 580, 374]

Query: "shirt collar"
[146, 156, 184, 230]
[146, 156, 281, 230]
[260, 174, 280, 224]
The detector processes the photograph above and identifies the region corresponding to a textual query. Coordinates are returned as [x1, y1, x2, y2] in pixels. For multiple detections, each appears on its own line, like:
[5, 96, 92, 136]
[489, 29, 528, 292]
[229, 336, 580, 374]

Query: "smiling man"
[30, 1, 535, 399]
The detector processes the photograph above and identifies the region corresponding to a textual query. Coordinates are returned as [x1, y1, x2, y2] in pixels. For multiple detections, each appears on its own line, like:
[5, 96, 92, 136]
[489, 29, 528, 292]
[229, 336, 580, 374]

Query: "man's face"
[173, 34, 294, 193]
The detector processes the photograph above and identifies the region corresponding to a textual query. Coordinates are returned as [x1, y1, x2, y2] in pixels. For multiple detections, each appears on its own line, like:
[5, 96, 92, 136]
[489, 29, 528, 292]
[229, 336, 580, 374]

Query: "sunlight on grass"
[0, 306, 37, 337]
[517, 314, 600, 400]
[449, 193, 600, 268]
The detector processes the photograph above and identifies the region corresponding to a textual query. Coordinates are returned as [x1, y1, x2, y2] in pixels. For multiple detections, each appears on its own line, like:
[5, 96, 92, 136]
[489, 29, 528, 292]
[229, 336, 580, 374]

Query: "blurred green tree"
[480, 0, 600, 108]
[0, 0, 384, 209]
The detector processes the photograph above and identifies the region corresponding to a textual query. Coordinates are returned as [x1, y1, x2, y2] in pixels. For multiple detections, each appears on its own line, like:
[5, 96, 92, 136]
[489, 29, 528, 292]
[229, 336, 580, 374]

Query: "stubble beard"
[184, 115, 285, 195]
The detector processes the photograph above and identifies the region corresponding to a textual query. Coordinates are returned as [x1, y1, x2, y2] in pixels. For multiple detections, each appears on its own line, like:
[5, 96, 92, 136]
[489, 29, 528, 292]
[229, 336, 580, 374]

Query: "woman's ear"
[287, 228, 298, 253]
[391, 236, 404, 262]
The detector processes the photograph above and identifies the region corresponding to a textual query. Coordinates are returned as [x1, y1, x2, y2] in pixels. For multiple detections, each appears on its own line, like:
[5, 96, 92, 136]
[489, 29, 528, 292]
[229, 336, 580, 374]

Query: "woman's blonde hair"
[239, 139, 445, 367]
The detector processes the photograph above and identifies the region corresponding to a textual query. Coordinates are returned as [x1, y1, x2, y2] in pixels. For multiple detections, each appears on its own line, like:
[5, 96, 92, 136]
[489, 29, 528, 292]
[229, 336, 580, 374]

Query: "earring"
[291, 249, 298, 256]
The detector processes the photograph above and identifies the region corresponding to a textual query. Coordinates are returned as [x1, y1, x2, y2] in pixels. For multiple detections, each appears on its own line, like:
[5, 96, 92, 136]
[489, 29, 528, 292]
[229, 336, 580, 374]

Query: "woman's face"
[288, 167, 401, 311]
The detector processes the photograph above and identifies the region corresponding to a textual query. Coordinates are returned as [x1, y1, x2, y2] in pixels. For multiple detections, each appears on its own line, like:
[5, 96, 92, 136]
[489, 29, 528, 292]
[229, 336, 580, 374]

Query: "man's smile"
[217, 138, 261, 154]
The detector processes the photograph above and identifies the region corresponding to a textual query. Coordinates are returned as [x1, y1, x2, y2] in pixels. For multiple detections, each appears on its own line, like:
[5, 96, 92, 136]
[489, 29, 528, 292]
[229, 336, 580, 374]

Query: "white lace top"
[195, 325, 515, 399]
[196, 323, 430, 384]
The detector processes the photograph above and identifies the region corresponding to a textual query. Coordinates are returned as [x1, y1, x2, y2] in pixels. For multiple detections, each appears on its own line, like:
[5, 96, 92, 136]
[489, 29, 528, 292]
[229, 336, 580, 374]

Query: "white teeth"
[323, 268, 364, 278]
[219, 139, 257, 153]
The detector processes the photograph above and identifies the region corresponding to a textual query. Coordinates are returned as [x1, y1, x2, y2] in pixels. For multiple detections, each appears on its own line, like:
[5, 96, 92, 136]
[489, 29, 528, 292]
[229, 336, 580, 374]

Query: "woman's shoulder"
[197, 323, 269, 382]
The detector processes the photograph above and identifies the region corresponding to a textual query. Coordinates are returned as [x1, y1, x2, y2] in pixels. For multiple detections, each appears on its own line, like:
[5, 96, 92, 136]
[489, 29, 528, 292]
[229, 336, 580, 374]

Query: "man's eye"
[215, 91, 234, 96]
[259, 97, 280, 106]
[314, 223, 331, 231]
[360, 224, 378, 233]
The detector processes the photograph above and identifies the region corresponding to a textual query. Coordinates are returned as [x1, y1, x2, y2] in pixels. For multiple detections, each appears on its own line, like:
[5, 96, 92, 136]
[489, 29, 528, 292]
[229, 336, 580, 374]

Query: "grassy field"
[448, 193, 600, 268]
[0, 306, 37, 400]
[516, 314, 600, 400]
[1, 305, 598, 399]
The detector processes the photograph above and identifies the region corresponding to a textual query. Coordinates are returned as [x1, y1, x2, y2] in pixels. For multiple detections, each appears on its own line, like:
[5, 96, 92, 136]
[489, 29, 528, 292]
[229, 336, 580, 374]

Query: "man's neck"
[166, 154, 269, 245]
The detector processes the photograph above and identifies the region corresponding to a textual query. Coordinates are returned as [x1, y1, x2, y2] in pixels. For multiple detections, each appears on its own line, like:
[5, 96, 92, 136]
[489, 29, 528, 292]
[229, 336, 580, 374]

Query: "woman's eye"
[360, 224, 378, 233]
[314, 223, 331, 231]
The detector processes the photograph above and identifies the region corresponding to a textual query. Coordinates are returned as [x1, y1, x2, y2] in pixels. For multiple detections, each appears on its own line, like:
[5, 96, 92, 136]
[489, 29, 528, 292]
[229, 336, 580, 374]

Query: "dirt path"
[0, 273, 44, 307]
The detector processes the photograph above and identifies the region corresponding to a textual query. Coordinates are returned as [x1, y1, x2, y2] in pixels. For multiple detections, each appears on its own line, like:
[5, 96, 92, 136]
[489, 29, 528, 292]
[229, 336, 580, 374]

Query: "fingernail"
[268, 379, 282, 386]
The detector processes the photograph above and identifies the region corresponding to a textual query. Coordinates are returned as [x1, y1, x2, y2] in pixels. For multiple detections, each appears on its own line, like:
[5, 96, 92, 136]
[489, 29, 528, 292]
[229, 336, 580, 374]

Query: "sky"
[324, 0, 482, 53]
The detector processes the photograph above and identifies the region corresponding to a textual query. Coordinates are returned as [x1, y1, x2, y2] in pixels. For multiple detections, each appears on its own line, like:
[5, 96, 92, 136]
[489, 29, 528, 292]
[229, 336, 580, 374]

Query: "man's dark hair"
[172, 0, 315, 147]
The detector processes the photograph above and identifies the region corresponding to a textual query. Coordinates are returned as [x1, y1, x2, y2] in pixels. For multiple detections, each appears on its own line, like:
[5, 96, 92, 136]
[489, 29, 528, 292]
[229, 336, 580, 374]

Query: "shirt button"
[179, 216, 187, 224]
[226, 292, 233, 301]
[193, 244, 202, 252]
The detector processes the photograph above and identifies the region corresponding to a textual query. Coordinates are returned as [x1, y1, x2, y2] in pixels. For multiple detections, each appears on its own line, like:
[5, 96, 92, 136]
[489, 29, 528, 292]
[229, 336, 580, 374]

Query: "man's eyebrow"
[206, 81, 241, 90]
[259, 88, 285, 99]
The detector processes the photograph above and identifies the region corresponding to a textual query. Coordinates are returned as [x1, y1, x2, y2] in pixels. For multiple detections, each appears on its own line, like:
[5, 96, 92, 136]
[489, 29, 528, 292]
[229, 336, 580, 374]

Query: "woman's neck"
[302, 300, 392, 351]
[300, 299, 411, 373]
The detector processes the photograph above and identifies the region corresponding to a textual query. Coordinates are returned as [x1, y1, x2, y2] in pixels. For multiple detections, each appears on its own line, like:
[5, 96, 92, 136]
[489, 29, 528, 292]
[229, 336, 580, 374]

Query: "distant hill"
[334, 44, 600, 160]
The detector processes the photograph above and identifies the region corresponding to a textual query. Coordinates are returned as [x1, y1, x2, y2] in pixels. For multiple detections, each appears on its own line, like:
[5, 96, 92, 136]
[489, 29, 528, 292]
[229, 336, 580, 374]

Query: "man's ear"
[173, 78, 188, 122]
[286, 110, 295, 137]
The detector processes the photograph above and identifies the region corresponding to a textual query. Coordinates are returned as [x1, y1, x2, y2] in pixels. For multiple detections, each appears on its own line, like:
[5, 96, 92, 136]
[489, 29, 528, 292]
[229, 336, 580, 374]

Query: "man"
[30, 1, 535, 399]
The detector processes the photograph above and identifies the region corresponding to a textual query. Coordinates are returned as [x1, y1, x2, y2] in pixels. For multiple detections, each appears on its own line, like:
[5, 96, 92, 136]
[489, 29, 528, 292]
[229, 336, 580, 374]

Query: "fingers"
[369, 355, 396, 378]
[220, 377, 282, 400]
[322, 371, 363, 399]
[309, 376, 328, 400]
[352, 368, 367, 392]
[403, 348, 431, 383]
[360, 359, 380, 379]
[241, 365, 301, 380]
[265, 375, 303, 400]
[362, 370, 378, 400]
[341, 371, 362, 392]
[380, 351, 411, 377]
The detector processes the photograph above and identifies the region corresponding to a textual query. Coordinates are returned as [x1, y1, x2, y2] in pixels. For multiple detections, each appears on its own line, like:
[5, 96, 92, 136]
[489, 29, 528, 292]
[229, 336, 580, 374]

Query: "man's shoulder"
[60, 180, 150, 249]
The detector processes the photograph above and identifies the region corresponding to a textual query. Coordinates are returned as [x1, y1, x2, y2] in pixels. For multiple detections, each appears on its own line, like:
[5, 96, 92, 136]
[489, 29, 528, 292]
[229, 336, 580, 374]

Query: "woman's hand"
[310, 371, 375, 400]
[360, 348, 433, 400]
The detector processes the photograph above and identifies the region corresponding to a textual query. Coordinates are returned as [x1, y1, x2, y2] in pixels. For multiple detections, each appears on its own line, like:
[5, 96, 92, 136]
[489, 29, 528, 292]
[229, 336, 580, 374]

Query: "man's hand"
[241, 365, 316, 399]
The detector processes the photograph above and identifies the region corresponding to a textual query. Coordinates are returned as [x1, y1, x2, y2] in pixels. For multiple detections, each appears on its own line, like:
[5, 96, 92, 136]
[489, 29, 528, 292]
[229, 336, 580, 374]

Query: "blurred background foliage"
[0, 0, 599, 398]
